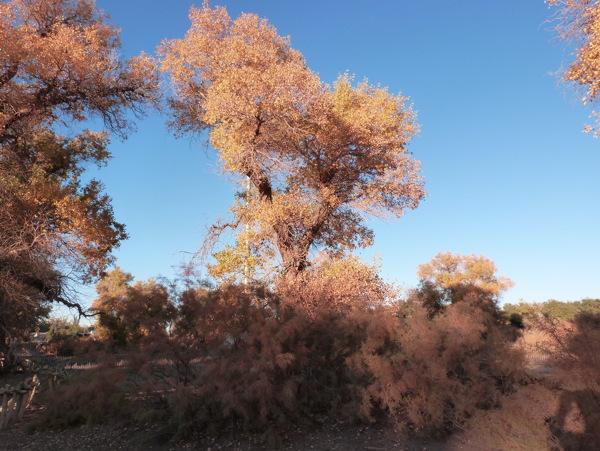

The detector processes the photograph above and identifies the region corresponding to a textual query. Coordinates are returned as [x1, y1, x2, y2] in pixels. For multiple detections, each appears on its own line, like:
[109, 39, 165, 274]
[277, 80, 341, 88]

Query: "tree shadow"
[549, 389, 600, 450]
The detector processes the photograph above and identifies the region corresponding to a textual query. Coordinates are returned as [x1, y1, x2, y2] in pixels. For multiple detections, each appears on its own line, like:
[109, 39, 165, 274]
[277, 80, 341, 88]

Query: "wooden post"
[1, 387, 15, 430]
[15, 389, 26, 421]
[27, 374, 40, 407]
[0, 377, 40, 429]
[0, 387, 8, 430]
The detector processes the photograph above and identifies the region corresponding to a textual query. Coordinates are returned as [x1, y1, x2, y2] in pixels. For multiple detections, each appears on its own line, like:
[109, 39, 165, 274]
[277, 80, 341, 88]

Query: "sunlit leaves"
[417, 251, 514, 297]
[0, 0, 158, 351]
[160, 4, 425, 277]
[548, 0, 600, 135]
[0, 0, 159, 142]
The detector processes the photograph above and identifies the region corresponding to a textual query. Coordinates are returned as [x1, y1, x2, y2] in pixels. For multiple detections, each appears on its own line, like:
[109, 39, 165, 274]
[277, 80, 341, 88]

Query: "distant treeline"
[503, 298, 600, 321]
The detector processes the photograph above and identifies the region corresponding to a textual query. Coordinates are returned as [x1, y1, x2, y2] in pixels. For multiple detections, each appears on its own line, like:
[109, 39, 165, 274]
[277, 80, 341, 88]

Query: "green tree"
[579, 298, 600, 313]
[46, 316, 83, 343]
[543, 299, 581, 320]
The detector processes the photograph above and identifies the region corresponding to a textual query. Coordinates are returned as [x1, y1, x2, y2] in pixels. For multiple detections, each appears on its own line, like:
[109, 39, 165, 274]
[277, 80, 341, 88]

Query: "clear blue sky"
[78, 0, 599, 307]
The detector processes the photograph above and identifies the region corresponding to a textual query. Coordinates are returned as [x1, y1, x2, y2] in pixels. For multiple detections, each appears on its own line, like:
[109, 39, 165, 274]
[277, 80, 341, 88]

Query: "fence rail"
[526, 351, 553, 366]
[0, 375, 40, 430]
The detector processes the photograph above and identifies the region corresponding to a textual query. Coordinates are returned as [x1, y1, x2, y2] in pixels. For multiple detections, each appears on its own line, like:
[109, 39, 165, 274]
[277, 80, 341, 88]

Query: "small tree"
[91, 268, 175, 346]
[411, 252, 514, 316]
[46, 316, 83, 343]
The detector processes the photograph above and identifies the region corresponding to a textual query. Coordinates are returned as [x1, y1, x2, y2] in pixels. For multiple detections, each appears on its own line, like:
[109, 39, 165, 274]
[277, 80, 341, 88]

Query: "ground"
[0, 404, 467, 450]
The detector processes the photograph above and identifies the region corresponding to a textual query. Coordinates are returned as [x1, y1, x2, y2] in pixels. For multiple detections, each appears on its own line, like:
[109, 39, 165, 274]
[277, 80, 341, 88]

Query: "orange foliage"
[0, 0, 158, 141]
[91, 268, 176, 346]
[350, 300, 526, 436]
[159, 3, 424, 278]
[277, 256, 396, 315]
[547, 0, 600, 135]
[0, 0, 158, 353]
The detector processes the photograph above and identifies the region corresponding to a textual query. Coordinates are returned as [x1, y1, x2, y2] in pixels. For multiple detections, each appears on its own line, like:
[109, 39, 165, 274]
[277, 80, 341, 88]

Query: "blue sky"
[78, 0, 599, 307]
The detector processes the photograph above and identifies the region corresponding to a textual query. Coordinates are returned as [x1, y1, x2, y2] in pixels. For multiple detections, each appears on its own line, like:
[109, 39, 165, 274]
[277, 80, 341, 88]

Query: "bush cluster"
[34, 259, 528, 442]
[163, 259, 525, 438]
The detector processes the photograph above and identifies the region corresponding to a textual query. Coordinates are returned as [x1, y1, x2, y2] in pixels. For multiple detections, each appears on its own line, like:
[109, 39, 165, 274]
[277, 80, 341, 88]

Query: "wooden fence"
[0, 375, 40, 430]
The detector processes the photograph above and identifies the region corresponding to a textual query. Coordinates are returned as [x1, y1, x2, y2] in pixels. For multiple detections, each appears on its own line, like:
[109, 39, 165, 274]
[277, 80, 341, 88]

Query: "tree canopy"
[412, 252, 514, 316]
[159, 3, 425, 280]
[0, 0, 158, 143]
[0, 0, 158, 353]
[91, 267, 175, 346]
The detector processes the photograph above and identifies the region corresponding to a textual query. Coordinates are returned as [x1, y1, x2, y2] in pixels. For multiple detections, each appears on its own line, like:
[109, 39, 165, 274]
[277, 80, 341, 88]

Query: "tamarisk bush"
[166, 258, 526, 438]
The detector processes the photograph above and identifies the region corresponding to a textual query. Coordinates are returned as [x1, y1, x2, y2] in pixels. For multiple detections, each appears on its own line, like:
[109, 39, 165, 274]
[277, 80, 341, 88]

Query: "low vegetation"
[15, 261, 599, 448]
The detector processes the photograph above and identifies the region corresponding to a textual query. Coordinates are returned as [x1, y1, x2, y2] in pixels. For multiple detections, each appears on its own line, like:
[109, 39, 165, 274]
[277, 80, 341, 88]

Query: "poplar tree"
[160, 3, 425, 281]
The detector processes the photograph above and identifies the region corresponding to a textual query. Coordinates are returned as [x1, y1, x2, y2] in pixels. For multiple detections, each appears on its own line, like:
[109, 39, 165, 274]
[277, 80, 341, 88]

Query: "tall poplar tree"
[160, 3, 425, 281]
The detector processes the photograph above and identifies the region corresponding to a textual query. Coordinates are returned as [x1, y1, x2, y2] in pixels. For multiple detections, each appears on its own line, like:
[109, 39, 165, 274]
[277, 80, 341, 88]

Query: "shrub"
[552, 312, 600, 388]
[45, 316, 86, 356]
[46, 316, 83, 343]
[167, 258, 393, 437]
[27, 361, 132, 432]
[167, 291, 370, 436]
[456, 384, 560, 450]
[167, 258, 526, 439]
[525, 311, 600, 449]
[350, 300, 528, 436]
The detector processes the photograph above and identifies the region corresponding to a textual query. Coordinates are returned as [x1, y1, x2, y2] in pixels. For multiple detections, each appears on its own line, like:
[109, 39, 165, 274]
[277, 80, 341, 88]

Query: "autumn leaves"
[159, 4, 425, 280]
[0, 0, 508, 354]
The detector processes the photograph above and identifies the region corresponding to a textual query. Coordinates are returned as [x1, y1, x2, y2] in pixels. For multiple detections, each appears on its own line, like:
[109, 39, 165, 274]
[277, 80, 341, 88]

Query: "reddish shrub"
[167, 259, 526, 438]
[28, 361, 132, 431]
[350, 301, 527, 436]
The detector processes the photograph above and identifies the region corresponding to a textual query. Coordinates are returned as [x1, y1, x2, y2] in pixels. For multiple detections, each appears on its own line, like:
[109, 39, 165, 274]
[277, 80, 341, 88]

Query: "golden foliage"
[417, 251, 514, 296]
[0, 129, 126, 350]
[547, 0, 600, 135]
[0, 0, 159, 141]
[410, 252, 513, 318]
[0, 0, 158, 352]
[159, 4, 425, 277]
